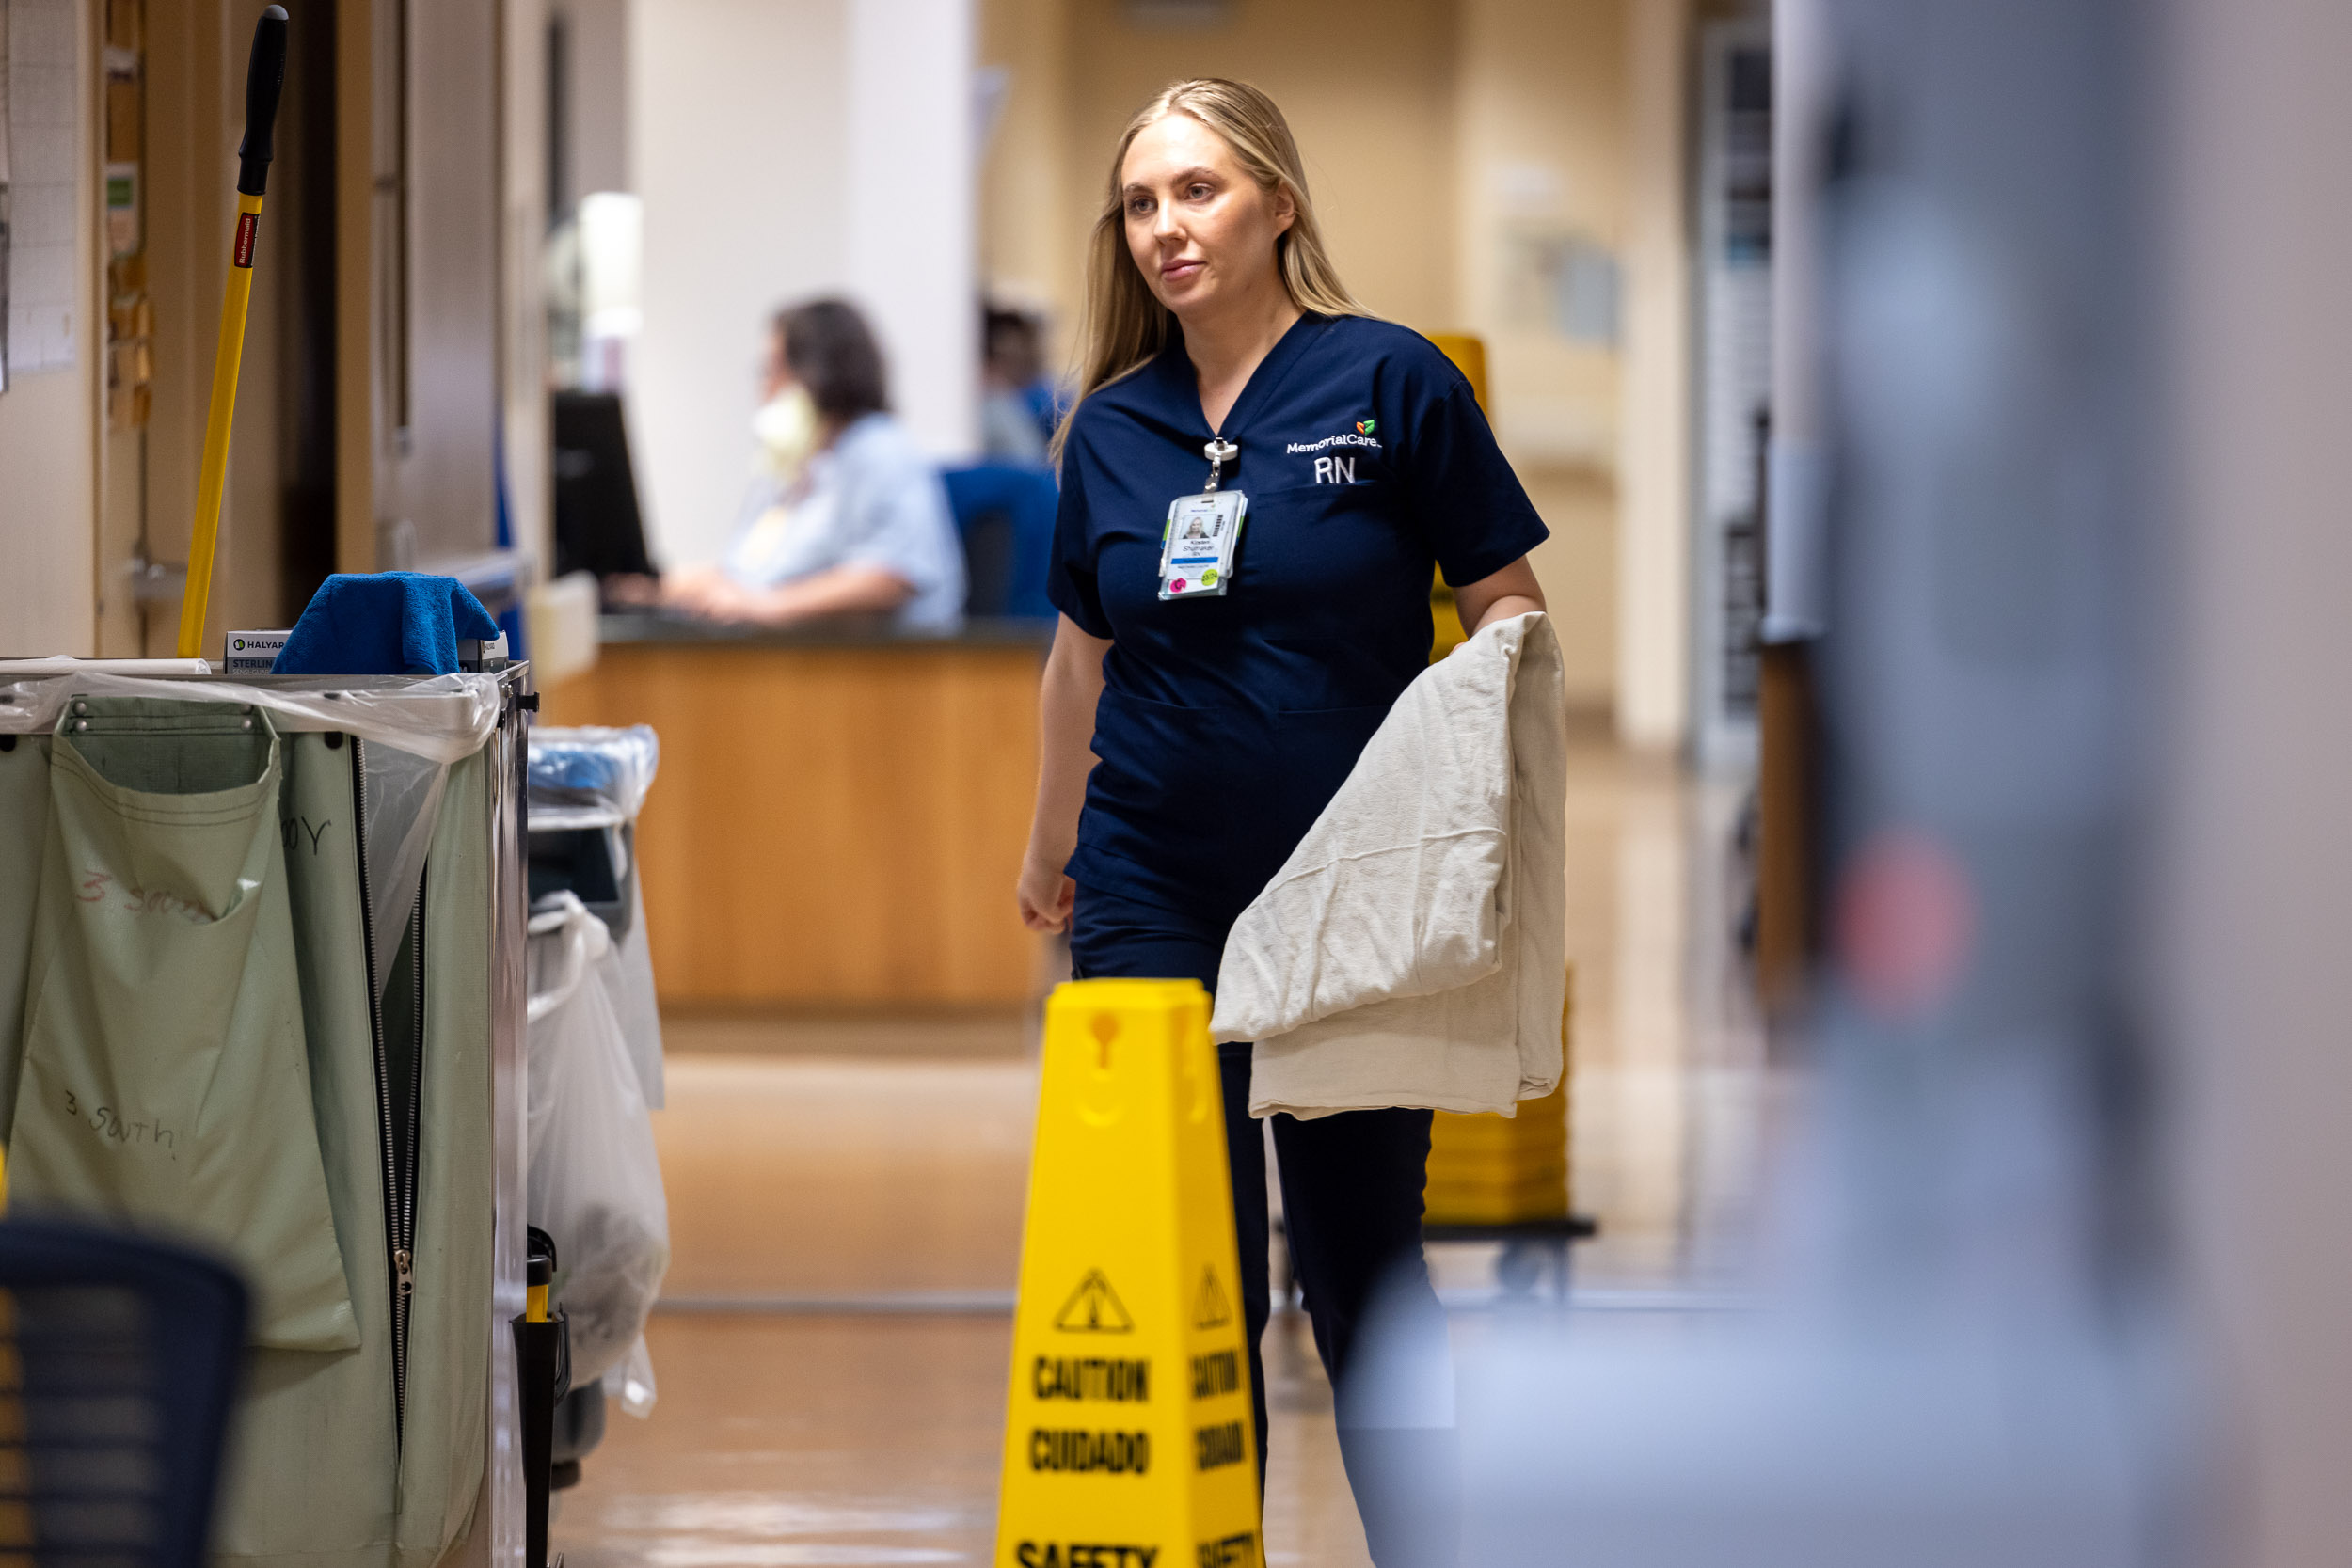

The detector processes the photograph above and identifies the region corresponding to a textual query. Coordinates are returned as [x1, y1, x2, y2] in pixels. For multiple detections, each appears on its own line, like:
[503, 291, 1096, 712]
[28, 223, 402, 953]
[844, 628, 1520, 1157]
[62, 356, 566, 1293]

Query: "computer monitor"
[551, 391, 657, 581]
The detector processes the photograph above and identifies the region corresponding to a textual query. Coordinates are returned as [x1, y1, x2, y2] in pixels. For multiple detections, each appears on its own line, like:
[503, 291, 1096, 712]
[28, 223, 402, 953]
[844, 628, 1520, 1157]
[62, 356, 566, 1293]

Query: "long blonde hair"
[1054, 78, 1365, 461]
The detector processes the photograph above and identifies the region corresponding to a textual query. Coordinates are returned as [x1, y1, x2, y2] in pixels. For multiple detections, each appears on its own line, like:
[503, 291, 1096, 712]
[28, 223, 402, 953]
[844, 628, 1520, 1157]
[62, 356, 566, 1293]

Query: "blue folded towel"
[273, 573, 501, 676]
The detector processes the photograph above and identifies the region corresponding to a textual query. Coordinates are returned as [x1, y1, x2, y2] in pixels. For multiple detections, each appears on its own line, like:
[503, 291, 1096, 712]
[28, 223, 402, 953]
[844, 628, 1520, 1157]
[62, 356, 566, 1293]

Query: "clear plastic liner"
[364, 744, 450, 995]
[607, 1332, 659, 1418]
[0, 670, 501, 764]
[527, 724, 665, 1107]
[525, 892, 671, 1392]
[527, 726, 660, 830]
[611, 877, 664, 1108]
[0, 657, 213, 676]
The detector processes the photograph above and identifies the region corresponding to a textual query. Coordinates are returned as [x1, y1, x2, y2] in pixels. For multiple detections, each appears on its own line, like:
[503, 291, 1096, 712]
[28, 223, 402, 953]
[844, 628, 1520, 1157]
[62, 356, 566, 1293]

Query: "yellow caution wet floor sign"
[997, 979, 1262, 1568]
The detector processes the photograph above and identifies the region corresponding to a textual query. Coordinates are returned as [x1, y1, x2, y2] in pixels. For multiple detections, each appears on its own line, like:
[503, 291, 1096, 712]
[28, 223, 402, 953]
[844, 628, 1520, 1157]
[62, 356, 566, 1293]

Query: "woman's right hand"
[1022, 616, 1111, 936]
[1017, 849, 1076, 933]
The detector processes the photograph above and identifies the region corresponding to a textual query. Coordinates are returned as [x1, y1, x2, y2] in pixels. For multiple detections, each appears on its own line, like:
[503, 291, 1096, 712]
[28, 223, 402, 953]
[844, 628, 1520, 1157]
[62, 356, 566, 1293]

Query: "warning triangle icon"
[1193, 1267, 1232, 1330]
[1052, 1269, 1135, 1333]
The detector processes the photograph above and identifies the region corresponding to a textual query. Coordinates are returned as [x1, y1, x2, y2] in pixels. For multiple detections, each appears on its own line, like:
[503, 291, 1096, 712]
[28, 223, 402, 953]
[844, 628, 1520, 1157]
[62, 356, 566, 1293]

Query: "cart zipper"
[398, 872, 428, 1362]
[349, 737, 421, 1443]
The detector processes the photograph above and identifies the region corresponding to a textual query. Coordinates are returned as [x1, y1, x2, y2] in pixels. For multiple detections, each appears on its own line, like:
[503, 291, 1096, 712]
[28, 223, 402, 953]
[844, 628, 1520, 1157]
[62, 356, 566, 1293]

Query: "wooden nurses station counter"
[541, 616, 1051, 1010]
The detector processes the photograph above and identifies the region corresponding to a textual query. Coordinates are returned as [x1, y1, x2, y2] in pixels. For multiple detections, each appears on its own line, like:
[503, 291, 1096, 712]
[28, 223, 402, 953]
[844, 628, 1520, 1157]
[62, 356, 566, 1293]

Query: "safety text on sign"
[1195, 1533, 1260, 1568]
[1013, 1545, 1159, 1568]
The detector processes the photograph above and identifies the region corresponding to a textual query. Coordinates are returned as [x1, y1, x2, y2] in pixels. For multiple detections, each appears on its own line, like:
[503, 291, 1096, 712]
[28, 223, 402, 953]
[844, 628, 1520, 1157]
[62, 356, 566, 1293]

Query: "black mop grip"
[235, 7, 289, 197]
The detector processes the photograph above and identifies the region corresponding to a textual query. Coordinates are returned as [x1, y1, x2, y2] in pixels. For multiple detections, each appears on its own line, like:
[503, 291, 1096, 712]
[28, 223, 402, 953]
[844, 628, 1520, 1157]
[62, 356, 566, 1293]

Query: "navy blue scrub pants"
[1070, 886, 1460, 1568]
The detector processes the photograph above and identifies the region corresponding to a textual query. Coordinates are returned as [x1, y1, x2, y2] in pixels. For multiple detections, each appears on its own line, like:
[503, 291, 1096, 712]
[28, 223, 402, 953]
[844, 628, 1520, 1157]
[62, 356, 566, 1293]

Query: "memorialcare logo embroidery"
[1284, 429, 1382, 455]
[1287, 422, 1382, 484]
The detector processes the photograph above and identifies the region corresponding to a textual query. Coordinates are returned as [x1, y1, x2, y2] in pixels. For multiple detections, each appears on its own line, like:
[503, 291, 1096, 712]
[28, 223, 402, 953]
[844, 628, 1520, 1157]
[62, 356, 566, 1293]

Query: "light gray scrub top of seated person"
[722, 410, 968, 633]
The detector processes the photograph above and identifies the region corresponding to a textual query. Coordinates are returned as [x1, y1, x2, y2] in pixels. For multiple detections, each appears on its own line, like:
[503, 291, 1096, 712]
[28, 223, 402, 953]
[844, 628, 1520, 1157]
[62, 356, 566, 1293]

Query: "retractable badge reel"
[1159, 439, 1247, 600]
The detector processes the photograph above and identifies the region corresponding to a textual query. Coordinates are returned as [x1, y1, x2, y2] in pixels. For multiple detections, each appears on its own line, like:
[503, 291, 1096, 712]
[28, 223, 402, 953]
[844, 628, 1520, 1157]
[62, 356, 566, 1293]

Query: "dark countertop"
[595, 612, 1056, 651]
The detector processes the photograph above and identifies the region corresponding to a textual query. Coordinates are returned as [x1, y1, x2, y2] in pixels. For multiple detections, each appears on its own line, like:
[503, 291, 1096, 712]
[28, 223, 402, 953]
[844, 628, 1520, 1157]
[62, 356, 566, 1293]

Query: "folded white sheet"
[1212, 610, 1568, 1119]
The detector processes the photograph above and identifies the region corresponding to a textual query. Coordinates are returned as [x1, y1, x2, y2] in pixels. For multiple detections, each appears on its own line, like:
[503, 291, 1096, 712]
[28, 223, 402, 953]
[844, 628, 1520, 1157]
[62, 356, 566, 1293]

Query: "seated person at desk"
[632, 298, 964, 632]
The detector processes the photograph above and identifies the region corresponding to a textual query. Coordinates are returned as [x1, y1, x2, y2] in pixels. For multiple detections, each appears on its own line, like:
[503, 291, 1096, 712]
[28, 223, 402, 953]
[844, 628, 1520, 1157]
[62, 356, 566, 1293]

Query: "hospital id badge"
[1159, 490, 1247, 599]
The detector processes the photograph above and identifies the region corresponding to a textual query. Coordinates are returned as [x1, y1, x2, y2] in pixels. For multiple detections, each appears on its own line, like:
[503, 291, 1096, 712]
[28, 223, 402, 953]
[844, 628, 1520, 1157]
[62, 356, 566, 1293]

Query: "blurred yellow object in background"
[1421, 332, 1564, 1215]
[1424, 970, 1573, 1225]
[1425, 333, 1490, 408]
[1423, 333, 1490, 663]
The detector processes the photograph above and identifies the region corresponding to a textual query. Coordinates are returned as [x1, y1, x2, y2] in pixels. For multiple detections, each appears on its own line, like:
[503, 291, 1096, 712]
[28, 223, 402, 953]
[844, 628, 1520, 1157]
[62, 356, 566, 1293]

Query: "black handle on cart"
[236, 7, 290, 197]
[514, 1228, 568, 1568]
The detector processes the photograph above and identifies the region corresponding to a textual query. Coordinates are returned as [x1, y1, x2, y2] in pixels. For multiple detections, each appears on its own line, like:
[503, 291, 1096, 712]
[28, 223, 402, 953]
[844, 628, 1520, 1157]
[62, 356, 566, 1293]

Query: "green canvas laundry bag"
[8, 698, 358, 1353]
[208, 728, 496, 1568]
[0, 732, 50, 1137]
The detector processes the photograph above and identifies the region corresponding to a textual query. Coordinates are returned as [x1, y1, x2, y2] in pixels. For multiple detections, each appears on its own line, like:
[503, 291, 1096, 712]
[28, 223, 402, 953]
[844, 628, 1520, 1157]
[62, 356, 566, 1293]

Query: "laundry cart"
[0, 659, 534, 1568]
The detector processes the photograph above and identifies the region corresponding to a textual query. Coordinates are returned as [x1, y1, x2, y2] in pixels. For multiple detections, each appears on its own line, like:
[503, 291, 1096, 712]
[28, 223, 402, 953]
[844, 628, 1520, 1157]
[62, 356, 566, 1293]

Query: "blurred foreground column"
[2163, 0, 2352, 1562]
[1452, 0, 2185, 1559]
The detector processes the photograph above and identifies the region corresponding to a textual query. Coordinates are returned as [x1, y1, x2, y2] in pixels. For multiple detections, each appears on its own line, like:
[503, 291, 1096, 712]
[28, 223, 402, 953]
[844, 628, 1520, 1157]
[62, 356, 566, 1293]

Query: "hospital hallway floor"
[553, 729, 1771, 1568]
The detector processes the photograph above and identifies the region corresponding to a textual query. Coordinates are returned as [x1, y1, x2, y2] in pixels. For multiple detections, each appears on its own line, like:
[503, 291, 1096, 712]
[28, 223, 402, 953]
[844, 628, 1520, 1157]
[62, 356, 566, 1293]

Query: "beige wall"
[630, 0, 977, 571]
[0, 0, 97, 657]
[987, 0, 1462, 351]
[1456, 0, 1629, 711]
[631, 0, 850, 567]
[1613, 0, 1691, 745]
[1524, 469, 1617, 708]
[0, 358, 100, 657]
[977, 0, 1661, 714]
[1457, 0, 1625, 469]
[1063, 0, 1460, 332]
[975, 0, 1072, 322]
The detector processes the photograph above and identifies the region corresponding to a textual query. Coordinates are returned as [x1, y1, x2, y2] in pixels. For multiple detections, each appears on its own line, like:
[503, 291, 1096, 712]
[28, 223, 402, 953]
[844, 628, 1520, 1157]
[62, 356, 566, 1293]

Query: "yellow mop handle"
[176, 192, 264, 658]
[175, 6, 288, 660]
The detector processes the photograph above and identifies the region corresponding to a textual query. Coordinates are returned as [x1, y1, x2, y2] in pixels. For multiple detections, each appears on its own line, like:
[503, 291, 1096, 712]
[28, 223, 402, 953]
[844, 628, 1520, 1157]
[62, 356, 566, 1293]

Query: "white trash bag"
[527, 892, 671, 1396]
[607, 1330, 659, 1418]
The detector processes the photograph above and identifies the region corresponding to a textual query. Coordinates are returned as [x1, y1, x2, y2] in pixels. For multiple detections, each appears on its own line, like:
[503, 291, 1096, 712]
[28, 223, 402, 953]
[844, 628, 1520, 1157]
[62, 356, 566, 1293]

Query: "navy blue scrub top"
[1048, 312, 1549, 922]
